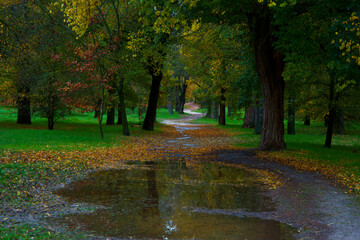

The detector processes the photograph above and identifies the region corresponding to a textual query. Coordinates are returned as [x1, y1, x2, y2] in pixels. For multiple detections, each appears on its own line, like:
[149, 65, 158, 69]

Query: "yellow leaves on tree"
[334, 12, 360, 65]
[60, 0, 101, 36]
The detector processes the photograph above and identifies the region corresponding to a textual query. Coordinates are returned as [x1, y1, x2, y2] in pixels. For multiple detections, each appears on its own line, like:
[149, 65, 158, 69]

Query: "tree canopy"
[0, 0, 359, 149]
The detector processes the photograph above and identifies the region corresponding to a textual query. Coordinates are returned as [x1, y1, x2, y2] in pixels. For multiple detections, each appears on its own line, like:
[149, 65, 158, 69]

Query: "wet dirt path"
[156, 103, 360, 240]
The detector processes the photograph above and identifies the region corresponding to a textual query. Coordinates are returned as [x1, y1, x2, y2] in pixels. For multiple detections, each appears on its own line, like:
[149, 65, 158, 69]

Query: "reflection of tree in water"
[142, 161, 160, 219]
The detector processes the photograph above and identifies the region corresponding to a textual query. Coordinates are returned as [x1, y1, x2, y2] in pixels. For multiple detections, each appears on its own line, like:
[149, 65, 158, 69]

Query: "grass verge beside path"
[193, 114, 360, 197]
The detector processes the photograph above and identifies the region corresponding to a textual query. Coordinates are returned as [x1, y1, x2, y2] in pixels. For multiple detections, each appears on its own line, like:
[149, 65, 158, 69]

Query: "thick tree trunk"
[17, 86, 31, 124]
[287, 97, 296, 135]
[252, 11, 286, 150]
[219, 87, 226, 125]
[304, 115, 310, 126]
[243, 106, 255, 128]
[142, 66, 162, 131]
[106, 108, 115, 125]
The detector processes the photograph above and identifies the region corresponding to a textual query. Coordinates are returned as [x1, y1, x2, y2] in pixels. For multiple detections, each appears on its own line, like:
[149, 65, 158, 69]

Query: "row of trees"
[1, 0, 360, 149]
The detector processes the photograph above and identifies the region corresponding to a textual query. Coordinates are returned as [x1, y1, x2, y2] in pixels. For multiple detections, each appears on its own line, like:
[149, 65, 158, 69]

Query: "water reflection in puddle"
[52, 161, 296, 239]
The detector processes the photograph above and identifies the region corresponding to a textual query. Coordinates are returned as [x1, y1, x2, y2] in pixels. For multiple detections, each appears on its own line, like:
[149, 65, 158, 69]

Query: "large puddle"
[52, 161, 297, 239]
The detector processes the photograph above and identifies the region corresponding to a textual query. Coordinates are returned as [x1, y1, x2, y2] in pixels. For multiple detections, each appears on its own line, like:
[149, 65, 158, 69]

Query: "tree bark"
[48, 115, 54, 130]
[178, 80, 187, 114]
[117, 108, 122, 125]
[94, 99, 101, 118]
[287, 97, 296, 135]
[118, 77, 130, 136]
[324, 114, 329, 127]
[304, 115, 310, 126]
[219, 87, 226, 125]
[325, 73, 335, 148]
[17, 86, 31, 125]
[211, 101, 218, 120]
[251, 11, 286, 150]
[175, 86, 180, 113]
[206, 101, 212, 118]
[168, 103, 173, 115]
[243, 106, 255, 128]
[98, 92, 105, 140]
[142, 65, 162, 131]
[106, 108, 115, 125]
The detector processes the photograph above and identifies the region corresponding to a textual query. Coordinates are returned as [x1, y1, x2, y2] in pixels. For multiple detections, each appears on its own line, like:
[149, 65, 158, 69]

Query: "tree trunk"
[117, 108, 122, 125]
[48, 115, 54, 130]
[118, 77, 130, 136]
[324, 114, 329, 127]
[206, 101, 212, 118]
[142, 65, 162, 131]
[325, 73, 335, 148]
[94, 99, 101, 118]
[325, 109, 335, 148]
[304, 115, 310, 126]
[287, 97, 296, 135]
[211, 101, 218, 120]
[98, 93, 105, 140]
[243, 106, 255, 128]
[106, 108, 115, 125]
[178, 81, 187, 114]
[17, 86, 31, 124]
[175, 86, 180, 113]
[254, 99, 263, 135]
[251, 11, 286, 150]
[168, 103, 173, 115]
[218, 87, 226, 125]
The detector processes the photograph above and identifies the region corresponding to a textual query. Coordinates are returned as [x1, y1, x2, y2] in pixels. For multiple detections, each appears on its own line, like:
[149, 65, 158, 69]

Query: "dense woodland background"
[1, 0, 360, 150]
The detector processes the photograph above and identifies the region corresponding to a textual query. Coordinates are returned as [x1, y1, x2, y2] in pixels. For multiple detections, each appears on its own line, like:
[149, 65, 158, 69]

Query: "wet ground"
[52, 161, 296, 240]
[49, 104, 360, 240]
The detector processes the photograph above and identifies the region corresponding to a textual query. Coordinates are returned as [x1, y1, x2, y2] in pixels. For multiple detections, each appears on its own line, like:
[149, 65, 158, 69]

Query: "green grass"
[0, 224, 84, 240]
[0, 107, 184, 151]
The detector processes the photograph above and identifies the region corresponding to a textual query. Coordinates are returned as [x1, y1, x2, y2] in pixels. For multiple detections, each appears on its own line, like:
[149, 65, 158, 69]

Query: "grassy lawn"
[192, 111, 360, 195]
[0, 106, 184, 239]
[0, 107, 183, 151]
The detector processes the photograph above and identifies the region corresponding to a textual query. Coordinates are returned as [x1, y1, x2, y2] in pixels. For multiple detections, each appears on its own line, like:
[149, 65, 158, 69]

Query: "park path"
[157, 103, 360, 240]
[3, 103, 359, 240]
